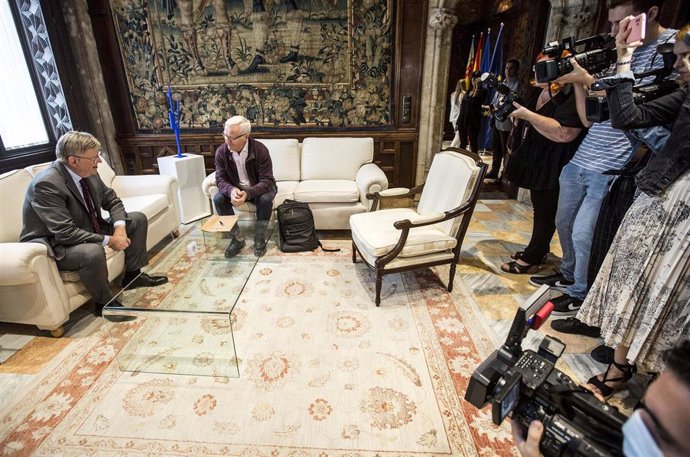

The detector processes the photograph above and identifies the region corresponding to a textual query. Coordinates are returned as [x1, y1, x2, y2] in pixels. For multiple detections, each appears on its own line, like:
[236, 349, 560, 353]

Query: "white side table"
[157, 154, 210, 223]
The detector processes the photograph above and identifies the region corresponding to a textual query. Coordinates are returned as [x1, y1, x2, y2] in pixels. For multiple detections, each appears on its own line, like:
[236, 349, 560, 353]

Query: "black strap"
[318, 242, 340, 252]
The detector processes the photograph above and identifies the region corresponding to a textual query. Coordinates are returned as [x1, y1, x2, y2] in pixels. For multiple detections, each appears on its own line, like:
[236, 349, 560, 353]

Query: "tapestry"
[0, 232, 520, 456]
[111, 0, 394, 130]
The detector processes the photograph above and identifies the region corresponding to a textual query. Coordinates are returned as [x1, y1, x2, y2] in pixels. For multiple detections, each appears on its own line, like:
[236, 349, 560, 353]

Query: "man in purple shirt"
[214, 115, 276, 257]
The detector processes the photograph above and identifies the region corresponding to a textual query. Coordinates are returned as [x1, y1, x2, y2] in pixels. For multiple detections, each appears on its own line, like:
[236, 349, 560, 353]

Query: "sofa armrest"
[355, 163, 388, 210]
[111, 175, 181, 225]
[0, 242, 58, 285]
[202, 172, 218, 199]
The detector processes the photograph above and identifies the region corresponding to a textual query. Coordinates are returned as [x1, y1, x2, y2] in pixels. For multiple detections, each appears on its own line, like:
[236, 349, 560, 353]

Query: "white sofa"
[0, 160, 180, 335]
[201, 137, 389, 230]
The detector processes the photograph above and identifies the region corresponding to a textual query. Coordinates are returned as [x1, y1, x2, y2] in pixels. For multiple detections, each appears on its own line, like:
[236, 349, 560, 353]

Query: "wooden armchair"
[349, 148, 486, 305]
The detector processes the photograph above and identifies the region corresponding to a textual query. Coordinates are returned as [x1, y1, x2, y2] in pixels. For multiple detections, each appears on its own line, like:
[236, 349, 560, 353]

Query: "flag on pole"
[472, 32, 484, 73]
[480, 28, 492, 75]
[478, 29, 492, 150]
[464, 34, 476, 89]
[489, 23, 505, 78]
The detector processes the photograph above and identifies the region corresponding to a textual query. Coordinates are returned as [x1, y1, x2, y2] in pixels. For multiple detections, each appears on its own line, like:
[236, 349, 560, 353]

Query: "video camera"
[481, 72, 521, 122]
[464, 285, 627, 457]
[586, 43, 679, 123]
[535, 33, 617, 83]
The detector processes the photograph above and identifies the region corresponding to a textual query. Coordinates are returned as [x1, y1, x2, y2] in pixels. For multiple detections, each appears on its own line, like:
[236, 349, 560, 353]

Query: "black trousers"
[522, 189, 560, 265]
[459, 127, 480, 154]
[490, 127, 509, 176]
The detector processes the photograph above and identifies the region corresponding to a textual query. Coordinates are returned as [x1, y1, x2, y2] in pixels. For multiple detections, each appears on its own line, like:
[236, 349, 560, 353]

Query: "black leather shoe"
[124, 272, 169, 290]
[254, 240, 267, 257]
[224, 236, 246, 258]
[94, 299, 123, 317]
[551, 317, 600, 337]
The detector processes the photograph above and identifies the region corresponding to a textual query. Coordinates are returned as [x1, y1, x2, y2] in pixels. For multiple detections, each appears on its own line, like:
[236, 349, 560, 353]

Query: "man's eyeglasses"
[223, 132, 249, 142]
[73, 152, 103, 164]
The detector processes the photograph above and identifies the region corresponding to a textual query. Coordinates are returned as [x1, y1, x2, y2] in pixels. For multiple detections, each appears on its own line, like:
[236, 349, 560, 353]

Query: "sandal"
[587, 360, 637, 399]
[501, 260, 539, 274]
[510, 251, 549, 263]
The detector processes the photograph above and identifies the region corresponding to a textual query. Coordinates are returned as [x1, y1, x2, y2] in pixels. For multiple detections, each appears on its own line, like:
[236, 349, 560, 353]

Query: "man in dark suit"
[213, 115, 276, 257]
[20, 131, 168, 316]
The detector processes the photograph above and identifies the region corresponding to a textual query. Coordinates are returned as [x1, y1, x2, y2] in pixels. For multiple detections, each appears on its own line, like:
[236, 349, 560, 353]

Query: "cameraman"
[529, 0, 675, 318]
[511, 338, 690, 456]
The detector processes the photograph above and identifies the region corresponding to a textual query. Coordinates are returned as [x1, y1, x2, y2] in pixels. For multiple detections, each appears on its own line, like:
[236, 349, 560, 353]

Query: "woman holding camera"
[500, 52, 587, 274]
[457, 70, 487, 154]
[576, 22, 690, 399]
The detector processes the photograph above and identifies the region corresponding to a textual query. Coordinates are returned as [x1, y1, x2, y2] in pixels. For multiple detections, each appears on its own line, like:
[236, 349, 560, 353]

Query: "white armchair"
[350, 148, 486, 305]
[0, 160, 180, 336]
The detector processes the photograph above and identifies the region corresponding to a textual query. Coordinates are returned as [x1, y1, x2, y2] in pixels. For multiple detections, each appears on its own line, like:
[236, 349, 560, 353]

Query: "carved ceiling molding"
[545, 0, 599, 44]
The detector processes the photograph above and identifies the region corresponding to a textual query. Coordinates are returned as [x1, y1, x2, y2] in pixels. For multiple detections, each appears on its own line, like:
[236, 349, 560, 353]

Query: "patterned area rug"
[0, 232, 517, 456]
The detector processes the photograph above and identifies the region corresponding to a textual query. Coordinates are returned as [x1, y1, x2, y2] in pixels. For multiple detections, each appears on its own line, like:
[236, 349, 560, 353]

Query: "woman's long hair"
[453, 79, 466, 105]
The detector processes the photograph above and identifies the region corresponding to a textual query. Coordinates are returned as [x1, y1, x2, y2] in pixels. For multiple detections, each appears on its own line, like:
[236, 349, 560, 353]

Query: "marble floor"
[0, 198, 646, 414]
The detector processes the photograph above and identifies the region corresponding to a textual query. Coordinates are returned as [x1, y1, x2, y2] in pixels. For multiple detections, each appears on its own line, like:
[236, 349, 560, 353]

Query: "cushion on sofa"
[0, 169, 33, 242]
[293, 180, 360, 203]
[104, 194, 169, 220]
[300, 137, 373, 181]
[257, 139, 301, 182]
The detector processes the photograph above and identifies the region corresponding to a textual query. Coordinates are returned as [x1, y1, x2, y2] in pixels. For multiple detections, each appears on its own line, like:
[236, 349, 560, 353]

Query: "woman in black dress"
[457, 70, 488, 154]
[501, 54, 587, 274]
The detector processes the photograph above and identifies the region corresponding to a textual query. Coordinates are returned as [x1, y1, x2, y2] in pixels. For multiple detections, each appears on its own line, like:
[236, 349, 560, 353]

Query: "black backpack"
[276, 200, 339, 252]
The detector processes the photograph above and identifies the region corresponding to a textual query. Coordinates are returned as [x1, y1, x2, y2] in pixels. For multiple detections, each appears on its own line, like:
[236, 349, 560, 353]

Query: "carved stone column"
[545, 0, 599, 45]
[61, 0, 123, 174]
[415, 2, 459, 185]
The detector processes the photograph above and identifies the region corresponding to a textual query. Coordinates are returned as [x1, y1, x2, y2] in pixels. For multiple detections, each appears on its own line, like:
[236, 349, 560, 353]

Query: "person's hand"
[509, 102, 531, 121]
[616, 15, 642, 59]
[554, 58, 595, 87]
[511, 419, 544, 457]
[108, 233, 131, 251]
[231, 189, 248, 207]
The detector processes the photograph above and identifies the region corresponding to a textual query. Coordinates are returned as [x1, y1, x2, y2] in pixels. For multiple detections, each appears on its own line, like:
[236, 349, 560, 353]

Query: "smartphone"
[684, 54, 690, 73]
[626, 13, 646, 44]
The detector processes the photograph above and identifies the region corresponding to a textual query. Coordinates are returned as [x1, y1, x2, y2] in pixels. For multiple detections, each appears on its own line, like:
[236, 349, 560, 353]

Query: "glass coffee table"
[103, 218, 278, 378]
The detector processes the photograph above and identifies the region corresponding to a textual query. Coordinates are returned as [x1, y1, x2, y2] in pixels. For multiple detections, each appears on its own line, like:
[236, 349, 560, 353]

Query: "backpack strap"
[318, 241, 340, 252]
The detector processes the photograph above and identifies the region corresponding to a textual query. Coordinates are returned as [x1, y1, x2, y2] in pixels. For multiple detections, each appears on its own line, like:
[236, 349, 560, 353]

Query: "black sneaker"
[529, 272, 574, 291]
[551, 317, 600, 337]
[550, 293, 583, 316]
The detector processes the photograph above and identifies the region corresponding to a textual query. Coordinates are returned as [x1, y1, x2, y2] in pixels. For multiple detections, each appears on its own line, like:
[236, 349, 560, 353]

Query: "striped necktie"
[79, 178, 101, 234]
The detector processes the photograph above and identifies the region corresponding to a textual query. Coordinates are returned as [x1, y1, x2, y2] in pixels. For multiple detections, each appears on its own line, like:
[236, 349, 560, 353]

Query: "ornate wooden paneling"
[117, 132, 418, 188]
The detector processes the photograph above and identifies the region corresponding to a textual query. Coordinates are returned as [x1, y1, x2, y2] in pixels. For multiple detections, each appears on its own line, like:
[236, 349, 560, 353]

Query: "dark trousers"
[490, 127, 509, 176]
[522, 189, 559, 265]
[459, 127, 480, 154]
[213, 188, 277, 221]
[56, 211, 148, 304]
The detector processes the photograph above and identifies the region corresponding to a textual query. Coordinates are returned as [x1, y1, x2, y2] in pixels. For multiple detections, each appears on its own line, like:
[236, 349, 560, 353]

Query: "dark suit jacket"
[20, 161, 127, 260]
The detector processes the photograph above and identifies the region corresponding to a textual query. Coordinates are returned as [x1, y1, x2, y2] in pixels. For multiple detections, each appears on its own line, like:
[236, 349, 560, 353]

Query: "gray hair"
[56, 131, 101, 163]
[224, 115, 252, 135]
